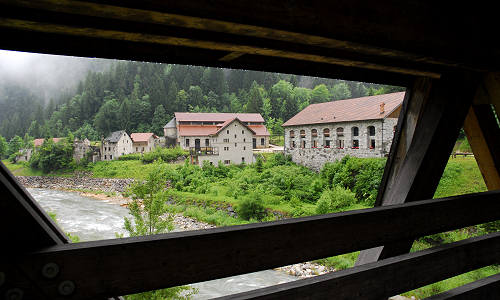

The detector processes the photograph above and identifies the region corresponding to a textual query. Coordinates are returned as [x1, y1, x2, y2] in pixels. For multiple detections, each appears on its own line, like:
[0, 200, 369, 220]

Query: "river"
[28, 188, 297, 299]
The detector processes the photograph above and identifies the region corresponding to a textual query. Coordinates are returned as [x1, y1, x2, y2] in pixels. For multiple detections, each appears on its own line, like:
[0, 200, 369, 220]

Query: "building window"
[301, 140, 306, 148]
[205, 139, 210, 147]
[235, 134, 237, 138]
[261, 138, 264, 146]
[368, 126, 375, 136]
[227, 130, 229, 134]
[244, 138, 246, 142]
[110, 155, 113, 160]
[290, 141, 295, 148]
[224, 147, 229, 151]
[337, 139, 344, 149]
[300, 130, 306, 138]
[142, 147, 144, 151]
[104, 155, 107, 159]
[324, 140, 330, 148]
[224, 160, 231, 165]
[243, 146, 246, 150]
[313, 140, 317, 148]
[352, 140, 359, 148]
[136, 147, 138, 151]
[235, 143, 237, 147]
[323, 128, 330, 137]
[290, 130, 295, 138]
[311, 129, 318, 137]
[336, 127, 344, 136]
[352, 127, 359, 136]
[223, 138, 229, 143]
[370, 139, 376, 149]
[241, 157, 245, 163]
[186, 139, 190, 147]
[242, 130, 244, 134]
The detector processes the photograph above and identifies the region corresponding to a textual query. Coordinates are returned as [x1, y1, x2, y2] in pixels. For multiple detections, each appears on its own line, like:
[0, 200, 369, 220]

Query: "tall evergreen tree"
[151, 105, 169, 136]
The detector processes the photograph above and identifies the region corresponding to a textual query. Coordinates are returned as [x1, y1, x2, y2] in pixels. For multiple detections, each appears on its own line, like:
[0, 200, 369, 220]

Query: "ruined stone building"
[164, 112, 270, 165]
[101, 130, 133, 161]
[283, 92, 404, 170]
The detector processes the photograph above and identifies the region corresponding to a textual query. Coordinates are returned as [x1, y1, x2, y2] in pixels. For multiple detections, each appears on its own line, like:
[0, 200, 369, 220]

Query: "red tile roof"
[33, 138, 63, 147]
[130, 133, 157, 143]
[175, 112, 264, 123]
[248, 125, 270, 136]
[282, 92, 405, 127]
[178, 125, 218, 136]
[214, 118, 256, 135]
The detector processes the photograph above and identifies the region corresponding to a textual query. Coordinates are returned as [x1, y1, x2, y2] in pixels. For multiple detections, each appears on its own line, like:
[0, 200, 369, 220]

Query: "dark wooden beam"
[424, 273, 500, 300]
[0, 162, 68, 252]
[7, 191, 500, 298]
[357, 72, 481, 265]
[215, 232, 500, 300]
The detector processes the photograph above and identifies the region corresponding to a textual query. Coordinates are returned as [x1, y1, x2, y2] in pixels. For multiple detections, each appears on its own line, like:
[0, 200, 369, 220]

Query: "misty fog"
[0, 50, 114, 103]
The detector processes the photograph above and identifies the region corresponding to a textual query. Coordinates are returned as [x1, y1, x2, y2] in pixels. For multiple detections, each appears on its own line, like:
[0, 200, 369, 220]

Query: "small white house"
[130, 133, 158, 154]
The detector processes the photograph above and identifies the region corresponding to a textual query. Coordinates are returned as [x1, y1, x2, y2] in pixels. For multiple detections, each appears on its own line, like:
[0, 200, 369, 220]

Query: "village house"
[14, 148, 32, 163]
[100, 130, 133, 161]
[283, 92, 404, 171]
[164, 112, 270, 165]
[130, 133, 158, 154]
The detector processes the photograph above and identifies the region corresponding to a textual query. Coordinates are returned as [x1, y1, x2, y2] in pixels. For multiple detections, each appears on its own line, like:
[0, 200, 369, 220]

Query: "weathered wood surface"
[358, 73, 480, 265]
[215, 232, 500, 300]
[8, 191, 500, 298]
[425, 273, 500, 300]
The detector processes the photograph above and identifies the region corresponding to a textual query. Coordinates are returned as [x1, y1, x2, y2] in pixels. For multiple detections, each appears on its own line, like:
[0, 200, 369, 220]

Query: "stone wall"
[16, 176, 135, 193]
[284, 118, 398, 171]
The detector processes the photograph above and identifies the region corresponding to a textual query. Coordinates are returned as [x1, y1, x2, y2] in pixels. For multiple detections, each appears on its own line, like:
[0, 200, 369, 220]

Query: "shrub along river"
[28, 188, 297, 299]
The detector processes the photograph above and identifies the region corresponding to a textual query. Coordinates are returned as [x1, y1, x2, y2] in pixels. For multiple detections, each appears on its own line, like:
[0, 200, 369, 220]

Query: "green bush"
[118, 153, 142, 161]
[141, 147, 188, 164]
[29, 138, 74, 173]
[316, 186, 356, 214]
[236, 193, 267, 221]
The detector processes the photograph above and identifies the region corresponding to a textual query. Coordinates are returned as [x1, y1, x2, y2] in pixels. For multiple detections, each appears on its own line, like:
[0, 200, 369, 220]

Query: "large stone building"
[101, 130, 133, 161]
[164, 112, 270, 165]
[283, 92, 404, 171]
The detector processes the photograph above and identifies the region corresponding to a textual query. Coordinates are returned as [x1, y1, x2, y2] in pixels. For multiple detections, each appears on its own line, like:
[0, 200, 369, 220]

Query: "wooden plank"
[1, 0, 497, 71]
[0, 17, 441, 78]
[463, 105, 500, 190]
[11, 191, 500, 298]
[357, 72, 481, 265]
[0, 0, 469, 72]
[215, 232, 500, 300]
[424, 273, 500, 300]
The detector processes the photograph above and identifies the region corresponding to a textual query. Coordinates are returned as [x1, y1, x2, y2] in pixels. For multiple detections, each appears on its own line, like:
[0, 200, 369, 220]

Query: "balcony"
[189, 147, 219, 156]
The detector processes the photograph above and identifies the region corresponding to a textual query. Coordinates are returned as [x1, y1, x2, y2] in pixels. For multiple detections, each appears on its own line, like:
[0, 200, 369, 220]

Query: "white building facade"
[101, 130, 133, 161]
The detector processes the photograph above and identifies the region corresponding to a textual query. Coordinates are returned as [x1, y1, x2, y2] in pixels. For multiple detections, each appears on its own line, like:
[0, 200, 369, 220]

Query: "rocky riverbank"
[17, 175, 134, 193]
[17, 175, 334, 279]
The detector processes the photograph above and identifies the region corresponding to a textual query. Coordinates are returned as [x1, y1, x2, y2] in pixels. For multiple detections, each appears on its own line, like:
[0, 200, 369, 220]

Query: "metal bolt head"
[0, 272, 5, 287]
[58, 280, 75, 296]
[5, 288, 23, 300]
[41, 263, 59, 279]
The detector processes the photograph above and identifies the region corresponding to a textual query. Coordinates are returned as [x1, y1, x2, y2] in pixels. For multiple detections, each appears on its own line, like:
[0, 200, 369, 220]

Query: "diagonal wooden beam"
[8, 191, 500, 298]
[463, 72, 500, 190]
[357, 72, 481, 265]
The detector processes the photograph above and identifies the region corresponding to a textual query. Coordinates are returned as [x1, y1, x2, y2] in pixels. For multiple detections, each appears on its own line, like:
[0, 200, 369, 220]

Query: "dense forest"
[0, 60, 404, 142]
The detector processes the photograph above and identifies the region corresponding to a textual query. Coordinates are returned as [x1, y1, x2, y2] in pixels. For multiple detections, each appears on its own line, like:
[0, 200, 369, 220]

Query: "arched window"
[336, 127, 344, 136]
[289, 130, 295, 138]
[368, 126, 375, 136]
[323, 128, 330, 137]
[300, 130, 306, 138]
[352, 127, 359, 136]
[311, 129, 318, 137]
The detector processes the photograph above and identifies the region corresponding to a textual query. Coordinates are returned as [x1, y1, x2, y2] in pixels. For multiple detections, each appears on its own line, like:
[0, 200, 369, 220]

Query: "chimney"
[380, 102, 385, 114]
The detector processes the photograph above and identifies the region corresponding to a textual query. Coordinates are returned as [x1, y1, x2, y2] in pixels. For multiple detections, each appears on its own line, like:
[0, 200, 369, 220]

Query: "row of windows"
[186, 137, 264, 147]
[290, 139, 376, 149]
[289, 126, 375, 138]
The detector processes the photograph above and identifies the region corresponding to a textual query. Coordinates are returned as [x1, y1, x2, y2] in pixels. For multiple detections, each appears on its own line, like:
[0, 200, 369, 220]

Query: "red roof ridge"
[213, 117, 256, 135]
